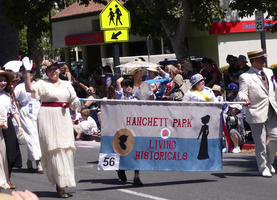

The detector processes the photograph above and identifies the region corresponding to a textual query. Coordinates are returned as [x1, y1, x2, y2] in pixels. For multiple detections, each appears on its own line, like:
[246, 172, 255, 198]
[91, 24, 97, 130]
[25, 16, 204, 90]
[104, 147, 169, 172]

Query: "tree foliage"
[230, 0, 277, 32]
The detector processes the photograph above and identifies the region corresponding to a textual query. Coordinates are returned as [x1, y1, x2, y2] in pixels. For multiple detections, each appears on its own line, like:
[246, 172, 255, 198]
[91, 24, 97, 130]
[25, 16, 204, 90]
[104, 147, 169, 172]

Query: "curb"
[241, 143, 255, 150]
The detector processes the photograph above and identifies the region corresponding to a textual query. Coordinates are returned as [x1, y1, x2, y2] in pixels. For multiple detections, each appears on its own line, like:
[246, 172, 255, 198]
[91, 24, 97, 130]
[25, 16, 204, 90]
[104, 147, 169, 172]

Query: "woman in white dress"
[24, 62, 80, 198]
[14, 68, 42, 173]
[0, 105, 9, 191]
[0, 70, 23, 189]
[182, 73, 217, 102]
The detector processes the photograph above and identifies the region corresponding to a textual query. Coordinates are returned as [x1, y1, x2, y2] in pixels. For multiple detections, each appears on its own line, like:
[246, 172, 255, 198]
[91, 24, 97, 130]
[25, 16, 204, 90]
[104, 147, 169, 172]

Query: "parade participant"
[182, 73, 217, 102]
[14, 66, 43, 173]
[171, 74, 191, 101]
[0, 69, 23, 189]
[162, 65, 179, 100]
[116, 67, 152, 187]
[115, 77, 136, 100]
[23, 58, 80, 197]
[200, 58, 222, 88]
[238, 49, 277, 177]
[0, 105, 9, 191]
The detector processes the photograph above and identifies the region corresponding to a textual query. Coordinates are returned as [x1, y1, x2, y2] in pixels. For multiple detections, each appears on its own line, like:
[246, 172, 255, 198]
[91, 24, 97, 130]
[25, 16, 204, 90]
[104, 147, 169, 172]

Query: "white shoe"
[262, 168, 272, 177]
[232, 146, 241, 153]
[270, 165, 275, 174]
[222, 148, 227, 153]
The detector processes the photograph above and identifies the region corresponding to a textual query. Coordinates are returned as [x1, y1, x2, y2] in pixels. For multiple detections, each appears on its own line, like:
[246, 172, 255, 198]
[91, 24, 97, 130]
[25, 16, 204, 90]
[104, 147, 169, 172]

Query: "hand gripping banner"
[98, 101, 222, 171]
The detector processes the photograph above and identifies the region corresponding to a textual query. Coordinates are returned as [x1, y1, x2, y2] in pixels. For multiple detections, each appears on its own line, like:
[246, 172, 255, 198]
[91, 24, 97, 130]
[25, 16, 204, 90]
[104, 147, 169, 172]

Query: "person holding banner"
[238, 49, 277, 177]
[23, 59, 80, 197]
[182, 73, 217, 102]
[116, 67, 153, 186]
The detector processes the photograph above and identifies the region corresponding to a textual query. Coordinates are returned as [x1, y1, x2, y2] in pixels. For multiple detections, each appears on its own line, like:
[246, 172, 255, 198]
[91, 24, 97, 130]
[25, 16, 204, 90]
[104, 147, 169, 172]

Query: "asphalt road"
[2, 141, 277, 200]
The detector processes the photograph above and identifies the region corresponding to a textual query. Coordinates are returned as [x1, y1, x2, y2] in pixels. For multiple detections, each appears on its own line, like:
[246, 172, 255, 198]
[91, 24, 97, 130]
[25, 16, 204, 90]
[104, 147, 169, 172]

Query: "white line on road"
[118, 189, 169, 200]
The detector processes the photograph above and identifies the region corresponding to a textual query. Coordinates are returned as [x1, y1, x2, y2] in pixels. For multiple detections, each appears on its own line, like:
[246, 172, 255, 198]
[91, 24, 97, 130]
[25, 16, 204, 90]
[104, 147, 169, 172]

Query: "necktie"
[260, 70, 269, 91]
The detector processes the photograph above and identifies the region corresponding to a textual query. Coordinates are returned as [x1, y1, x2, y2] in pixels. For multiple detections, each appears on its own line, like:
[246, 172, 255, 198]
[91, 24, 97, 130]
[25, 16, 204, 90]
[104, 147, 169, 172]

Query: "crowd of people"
[0, 48, 277, 199]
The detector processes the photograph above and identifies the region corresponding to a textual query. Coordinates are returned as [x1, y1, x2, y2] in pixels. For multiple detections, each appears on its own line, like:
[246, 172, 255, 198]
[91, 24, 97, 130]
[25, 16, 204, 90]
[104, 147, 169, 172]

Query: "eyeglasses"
[0, 79, 8, 82]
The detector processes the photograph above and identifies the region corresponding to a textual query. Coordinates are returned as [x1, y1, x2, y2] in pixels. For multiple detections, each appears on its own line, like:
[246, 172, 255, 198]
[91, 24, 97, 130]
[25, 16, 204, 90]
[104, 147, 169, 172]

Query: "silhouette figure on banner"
[115, 4, 123, 25]
[197, 115, 210, 160]
[119, 135, 128, 150]
[108, 8, 115, 25]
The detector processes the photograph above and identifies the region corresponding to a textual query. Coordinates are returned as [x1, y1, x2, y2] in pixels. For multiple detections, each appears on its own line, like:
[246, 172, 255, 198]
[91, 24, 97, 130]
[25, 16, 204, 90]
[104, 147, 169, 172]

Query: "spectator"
[212, 84, 224, 102]
[226, 82, 239, 101]
[102, 65, 114, 98]
[237, 55, 250, 75]
[171, 74, 191, 101]
[225, 104, 245, 153]
[162, 65, 179, 100]
[147, 67, 161, 94]
[183, 73, 217, 102]
[179, 60, 193, 80]
[59, 64, 72, 82]
[74, 108, 99, 140]
[224, 55, 239, 86]
[200, 58, 222, 88]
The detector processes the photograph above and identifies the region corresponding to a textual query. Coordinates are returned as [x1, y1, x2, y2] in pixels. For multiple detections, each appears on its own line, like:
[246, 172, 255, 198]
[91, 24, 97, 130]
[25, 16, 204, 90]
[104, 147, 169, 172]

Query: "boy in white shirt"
[73, 108, 99, 140]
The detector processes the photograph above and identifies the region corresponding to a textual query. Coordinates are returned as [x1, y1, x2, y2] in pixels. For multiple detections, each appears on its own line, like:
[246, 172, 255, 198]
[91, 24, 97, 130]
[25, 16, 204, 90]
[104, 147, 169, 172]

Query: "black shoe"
[117, 170, 127, 183]
[133, 177, 143, 187]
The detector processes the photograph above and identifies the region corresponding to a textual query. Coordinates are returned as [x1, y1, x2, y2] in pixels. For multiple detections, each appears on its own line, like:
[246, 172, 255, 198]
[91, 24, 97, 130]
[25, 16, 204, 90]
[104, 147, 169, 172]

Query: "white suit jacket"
[238, 67, 277, 124]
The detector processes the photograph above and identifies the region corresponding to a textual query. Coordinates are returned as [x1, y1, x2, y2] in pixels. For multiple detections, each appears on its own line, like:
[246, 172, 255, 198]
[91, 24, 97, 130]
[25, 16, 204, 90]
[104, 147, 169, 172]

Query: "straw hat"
[0, 193, 17, 200]
[129, 67, 147, 76]
[247, 49, 266, 60]
[0, 70, 15, 81]
[147, 67, 159, 73]
[211, 84, 221, 92]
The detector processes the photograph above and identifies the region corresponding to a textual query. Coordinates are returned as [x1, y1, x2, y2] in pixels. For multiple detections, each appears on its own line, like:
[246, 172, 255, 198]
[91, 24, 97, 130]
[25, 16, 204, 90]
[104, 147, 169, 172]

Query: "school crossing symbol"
[100, 0, 131, 43]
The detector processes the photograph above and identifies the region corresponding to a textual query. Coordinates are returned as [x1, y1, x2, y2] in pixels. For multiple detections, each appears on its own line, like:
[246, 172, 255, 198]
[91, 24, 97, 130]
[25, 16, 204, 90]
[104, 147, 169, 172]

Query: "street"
[2, 141, 277, 200]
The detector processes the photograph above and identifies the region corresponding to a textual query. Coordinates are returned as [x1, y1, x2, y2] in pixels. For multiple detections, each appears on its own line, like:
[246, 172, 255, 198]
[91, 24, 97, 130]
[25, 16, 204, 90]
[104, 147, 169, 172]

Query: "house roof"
[52, 1, 125, 22]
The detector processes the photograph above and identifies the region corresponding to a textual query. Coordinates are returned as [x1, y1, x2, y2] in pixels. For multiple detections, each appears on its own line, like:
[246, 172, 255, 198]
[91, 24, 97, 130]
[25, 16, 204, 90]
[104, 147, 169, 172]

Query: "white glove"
[22, 56, 33, 71]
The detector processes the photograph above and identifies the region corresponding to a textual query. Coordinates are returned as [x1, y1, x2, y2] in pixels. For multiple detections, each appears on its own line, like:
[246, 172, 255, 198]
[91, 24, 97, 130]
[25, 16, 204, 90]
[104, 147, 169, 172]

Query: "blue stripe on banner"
[100, 136, 222, 171]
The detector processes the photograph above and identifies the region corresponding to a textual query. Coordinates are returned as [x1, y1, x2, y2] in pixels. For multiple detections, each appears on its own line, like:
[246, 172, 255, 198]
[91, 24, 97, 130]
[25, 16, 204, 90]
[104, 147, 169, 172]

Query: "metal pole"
[146, 34, 152, 62]
[260, 31, 267, 67]
[113, 43, 120, 79]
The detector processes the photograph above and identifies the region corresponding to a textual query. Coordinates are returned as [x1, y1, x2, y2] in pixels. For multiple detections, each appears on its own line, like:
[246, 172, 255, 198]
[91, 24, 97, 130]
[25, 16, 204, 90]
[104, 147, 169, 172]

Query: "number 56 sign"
[98, 153, 120, 170]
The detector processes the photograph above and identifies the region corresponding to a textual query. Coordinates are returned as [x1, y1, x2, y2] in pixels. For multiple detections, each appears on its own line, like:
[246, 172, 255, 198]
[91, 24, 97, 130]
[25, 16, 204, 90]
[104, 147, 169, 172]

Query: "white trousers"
[250, 106, 277, 172]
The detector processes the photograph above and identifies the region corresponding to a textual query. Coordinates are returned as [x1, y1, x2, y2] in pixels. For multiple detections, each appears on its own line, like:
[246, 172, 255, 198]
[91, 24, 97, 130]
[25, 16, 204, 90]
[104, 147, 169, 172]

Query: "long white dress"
[14, 82, 42, 161]
[32, 79, 80, 187]
[0, 105, 9, 189]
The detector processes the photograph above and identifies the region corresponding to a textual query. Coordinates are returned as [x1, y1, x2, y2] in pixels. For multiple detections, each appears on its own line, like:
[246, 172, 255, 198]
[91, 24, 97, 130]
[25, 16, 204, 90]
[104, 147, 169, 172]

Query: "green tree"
[79, 0, 225, 60]
[1, 0, 78, 65]
[229, 0, 277, 31]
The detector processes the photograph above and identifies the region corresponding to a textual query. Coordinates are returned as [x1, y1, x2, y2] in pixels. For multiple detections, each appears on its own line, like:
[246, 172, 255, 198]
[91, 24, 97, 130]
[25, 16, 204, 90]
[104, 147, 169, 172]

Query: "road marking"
[118, 189, 169, 200]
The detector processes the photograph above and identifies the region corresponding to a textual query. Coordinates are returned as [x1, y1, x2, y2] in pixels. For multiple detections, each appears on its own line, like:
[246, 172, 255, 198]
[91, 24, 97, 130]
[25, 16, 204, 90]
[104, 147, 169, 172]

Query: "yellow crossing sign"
[104, 29, 129, 43]
[100, 0, 131, 30]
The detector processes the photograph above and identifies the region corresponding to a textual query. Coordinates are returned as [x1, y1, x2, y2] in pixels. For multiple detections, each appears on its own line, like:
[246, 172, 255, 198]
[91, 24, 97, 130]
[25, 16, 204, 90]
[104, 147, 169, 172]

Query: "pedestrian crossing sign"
[104, 29, 129, 43]
[100, 0, 131, 30]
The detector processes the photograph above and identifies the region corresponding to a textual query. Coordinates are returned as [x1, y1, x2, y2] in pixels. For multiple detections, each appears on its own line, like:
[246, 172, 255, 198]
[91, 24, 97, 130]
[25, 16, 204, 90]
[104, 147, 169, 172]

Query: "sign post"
[255, 11, 267, 54]
[100, 0, 131, 77]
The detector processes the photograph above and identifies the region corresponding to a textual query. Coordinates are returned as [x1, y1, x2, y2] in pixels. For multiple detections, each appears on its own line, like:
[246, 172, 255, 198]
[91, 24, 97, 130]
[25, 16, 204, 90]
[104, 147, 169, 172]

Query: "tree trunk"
[26, 26, 40, 67]
[142, 0, 190, 60]
[0, 2, 19, 66]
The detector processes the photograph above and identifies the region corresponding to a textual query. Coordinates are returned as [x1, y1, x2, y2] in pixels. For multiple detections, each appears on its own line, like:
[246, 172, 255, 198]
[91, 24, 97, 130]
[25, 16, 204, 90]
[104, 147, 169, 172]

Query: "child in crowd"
[73, 108, 100, 141]
[225, 104, 245, 153]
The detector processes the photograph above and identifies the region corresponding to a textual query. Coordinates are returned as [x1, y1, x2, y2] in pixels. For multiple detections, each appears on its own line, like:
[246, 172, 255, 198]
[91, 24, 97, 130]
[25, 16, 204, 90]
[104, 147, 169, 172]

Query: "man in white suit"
[238, 49, 277, 177]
